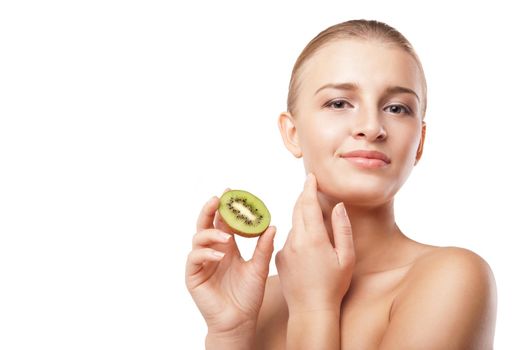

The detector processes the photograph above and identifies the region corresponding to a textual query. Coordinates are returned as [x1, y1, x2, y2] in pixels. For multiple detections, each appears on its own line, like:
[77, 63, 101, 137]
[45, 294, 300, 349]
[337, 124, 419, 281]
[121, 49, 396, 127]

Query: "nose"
[351, 107, 387, 141]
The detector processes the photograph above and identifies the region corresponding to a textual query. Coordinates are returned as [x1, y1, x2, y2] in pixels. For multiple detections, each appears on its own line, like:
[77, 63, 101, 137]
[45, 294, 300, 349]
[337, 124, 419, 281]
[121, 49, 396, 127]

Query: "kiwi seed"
[218, 189, 271, 237]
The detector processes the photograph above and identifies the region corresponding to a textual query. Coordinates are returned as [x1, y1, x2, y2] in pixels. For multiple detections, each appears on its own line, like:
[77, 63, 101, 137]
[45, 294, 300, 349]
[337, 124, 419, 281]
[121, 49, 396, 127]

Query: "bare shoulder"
[398, 246, 498, 322]
[381, 246, 497, 349]
[255, 275, 287, 349]
[405, 246, 496, 288]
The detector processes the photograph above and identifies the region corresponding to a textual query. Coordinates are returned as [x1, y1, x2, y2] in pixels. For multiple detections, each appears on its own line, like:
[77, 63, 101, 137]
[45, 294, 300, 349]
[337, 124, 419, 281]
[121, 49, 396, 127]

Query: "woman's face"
[280, 39, 426, 206]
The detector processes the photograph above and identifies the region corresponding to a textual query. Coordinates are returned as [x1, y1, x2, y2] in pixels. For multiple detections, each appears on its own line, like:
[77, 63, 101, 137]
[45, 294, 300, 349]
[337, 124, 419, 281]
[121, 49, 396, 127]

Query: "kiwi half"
[218, 190, 271, 237]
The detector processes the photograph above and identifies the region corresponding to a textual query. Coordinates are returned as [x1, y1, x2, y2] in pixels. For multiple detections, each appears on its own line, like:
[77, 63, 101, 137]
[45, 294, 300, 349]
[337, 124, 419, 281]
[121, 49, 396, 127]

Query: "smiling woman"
[280, 36, 427, 207]
[185, 19, 497, 349]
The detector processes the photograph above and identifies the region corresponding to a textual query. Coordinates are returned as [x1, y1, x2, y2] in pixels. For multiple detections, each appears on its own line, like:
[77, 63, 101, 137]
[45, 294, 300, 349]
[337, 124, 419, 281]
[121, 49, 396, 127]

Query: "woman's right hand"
[185, 194, 276, 342]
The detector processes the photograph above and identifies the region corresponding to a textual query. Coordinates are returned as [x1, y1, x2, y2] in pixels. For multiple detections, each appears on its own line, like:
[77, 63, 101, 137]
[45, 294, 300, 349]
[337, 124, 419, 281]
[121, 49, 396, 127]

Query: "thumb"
[250, 226, 277, 273]
[332, 203, 355, 267]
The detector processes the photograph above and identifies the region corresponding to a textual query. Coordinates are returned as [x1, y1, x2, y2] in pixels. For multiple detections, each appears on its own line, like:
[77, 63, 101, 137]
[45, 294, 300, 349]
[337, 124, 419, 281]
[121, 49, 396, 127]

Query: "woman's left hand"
[275, 173, 355, 315]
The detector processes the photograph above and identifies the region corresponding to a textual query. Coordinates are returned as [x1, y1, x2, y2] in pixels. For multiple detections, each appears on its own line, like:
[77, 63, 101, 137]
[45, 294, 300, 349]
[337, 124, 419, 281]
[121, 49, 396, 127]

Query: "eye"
[325, 99, 352, 110]
[385, 104, 412, 115]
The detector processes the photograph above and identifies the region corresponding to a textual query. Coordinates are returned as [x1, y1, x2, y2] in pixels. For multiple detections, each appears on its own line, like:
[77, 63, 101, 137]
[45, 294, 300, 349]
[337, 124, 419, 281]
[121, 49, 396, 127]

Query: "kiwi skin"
[220, 221, 265, 238]
[218, 189, 271, 238]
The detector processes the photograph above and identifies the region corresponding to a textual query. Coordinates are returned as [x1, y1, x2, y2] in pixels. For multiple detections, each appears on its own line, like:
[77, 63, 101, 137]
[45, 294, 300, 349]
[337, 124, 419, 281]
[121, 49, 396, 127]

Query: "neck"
[317, 192, 405, 277]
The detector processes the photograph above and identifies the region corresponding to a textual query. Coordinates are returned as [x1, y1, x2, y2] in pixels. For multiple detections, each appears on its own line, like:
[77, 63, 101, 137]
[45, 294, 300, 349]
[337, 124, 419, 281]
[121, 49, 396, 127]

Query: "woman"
[185, 19, 497, 349]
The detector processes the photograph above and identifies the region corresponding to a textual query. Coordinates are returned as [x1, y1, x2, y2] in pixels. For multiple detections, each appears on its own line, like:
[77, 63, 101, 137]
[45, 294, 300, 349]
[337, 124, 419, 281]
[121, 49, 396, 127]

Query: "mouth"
[340, 150, 391, 169]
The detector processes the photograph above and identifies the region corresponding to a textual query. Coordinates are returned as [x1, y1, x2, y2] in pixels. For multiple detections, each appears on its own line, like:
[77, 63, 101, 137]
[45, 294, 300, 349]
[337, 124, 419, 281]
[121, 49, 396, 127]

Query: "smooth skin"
[186, 38, 497, 349]
[185, 194, 276, 349]
[276, 173, 354, 349]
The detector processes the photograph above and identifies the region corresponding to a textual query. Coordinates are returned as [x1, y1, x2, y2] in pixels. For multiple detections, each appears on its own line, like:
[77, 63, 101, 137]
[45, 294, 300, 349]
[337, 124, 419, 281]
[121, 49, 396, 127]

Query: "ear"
[277, 111, 302, 158]
[414, 121, 426, 165]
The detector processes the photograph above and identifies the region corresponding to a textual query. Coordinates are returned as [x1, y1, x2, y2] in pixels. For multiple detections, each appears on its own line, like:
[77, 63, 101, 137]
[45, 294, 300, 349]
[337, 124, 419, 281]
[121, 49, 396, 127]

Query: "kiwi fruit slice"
[218, 190, 271, 237]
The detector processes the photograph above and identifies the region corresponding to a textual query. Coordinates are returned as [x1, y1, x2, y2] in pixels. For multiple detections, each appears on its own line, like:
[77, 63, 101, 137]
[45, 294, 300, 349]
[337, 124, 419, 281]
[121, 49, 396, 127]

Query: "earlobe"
[277, 111, 302, 158]
[415, 121, 426, 165]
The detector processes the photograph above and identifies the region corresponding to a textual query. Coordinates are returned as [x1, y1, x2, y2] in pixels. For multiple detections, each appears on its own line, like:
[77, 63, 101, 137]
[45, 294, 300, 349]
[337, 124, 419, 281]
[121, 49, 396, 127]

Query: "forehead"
[298, 39, 423, 97]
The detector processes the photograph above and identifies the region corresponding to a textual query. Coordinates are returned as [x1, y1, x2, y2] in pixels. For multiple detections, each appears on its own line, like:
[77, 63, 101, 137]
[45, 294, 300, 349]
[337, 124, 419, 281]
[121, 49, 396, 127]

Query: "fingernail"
[219, 232, 231, 241]
[336, 202, 347, 217]
[211, 250, 225, 259]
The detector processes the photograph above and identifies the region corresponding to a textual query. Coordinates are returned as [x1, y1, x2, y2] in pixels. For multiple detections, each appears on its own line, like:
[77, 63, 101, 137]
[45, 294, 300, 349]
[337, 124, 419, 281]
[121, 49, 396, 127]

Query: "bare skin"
[186, 38, 497, 349]
[256, 240, 497, 349]
[255, 176, 496, 349]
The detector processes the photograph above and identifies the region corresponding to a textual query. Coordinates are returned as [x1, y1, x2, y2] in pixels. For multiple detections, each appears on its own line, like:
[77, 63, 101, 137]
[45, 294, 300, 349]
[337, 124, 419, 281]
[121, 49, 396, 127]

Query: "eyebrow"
[314, 82, 420, 102]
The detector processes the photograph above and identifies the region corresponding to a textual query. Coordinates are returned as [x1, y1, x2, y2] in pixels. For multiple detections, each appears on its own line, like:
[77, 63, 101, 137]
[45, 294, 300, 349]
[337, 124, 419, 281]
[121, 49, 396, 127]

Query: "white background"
[1, 0, 523, 348]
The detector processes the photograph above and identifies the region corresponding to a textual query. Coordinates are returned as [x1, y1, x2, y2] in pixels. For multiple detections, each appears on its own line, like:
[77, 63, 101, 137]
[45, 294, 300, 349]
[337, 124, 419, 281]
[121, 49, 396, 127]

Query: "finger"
[213, 188, 234, 233]
[331, 202, 355, 267]
[213, 213, 241, 254]
[185, 248, 225, 276]
[291, 189, 305, 231]
[192, 229, 231, 249]
[301, 173, 327, 235]
[196, 196, 220, 232]
[214, 210, 234, 234]
[211, 210, 243, 257]
[286, 188, 305, 248]
[250, 226, 277, 272]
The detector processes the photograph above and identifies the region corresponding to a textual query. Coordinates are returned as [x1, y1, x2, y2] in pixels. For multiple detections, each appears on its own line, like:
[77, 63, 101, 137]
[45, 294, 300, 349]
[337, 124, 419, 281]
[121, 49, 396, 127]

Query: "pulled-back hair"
[287, 19, 427, 119]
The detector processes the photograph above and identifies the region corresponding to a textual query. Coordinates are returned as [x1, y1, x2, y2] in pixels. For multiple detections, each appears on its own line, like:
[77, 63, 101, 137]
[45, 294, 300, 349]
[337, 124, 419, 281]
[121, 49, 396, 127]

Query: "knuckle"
[275, 250, 284, 265]
[191, 232, 200, 245]
[338, 225, 353, 236]
[194, 228, 207, 239]
[192, 229, 214, 246]
[310, 234, 325, 245]
[341, 251, 356, 266]
[344, 229, 353, 237]
[282, 240, 296, 253]
[288, 240, 300, 252]
[186, 249, 195, 262]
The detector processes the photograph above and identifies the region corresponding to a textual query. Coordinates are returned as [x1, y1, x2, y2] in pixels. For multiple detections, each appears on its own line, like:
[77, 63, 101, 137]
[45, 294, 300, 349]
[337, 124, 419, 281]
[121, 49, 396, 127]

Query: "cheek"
[399, 126, 422, 159]
[390, 125, 422, 181]
[300, 117, 344, 160]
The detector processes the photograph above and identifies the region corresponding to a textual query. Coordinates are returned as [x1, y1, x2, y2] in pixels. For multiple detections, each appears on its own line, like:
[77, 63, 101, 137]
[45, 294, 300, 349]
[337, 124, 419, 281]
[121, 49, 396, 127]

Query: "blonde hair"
[287, 19, 428, 119]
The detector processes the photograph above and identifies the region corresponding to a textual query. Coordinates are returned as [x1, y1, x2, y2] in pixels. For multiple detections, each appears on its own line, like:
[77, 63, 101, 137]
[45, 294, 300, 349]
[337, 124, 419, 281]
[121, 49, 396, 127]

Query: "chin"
[317, 173, 398, 207]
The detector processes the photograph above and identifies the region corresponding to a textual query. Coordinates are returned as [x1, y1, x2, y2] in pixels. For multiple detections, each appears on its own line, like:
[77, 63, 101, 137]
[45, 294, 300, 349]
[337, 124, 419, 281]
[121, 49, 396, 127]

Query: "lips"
[340, 150, 391, 164]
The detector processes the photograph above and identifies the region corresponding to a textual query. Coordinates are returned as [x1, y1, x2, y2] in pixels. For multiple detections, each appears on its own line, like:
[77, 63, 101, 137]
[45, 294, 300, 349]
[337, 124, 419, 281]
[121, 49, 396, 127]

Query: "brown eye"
[386, 104, 411, 115]
[326, 99, 352, 109]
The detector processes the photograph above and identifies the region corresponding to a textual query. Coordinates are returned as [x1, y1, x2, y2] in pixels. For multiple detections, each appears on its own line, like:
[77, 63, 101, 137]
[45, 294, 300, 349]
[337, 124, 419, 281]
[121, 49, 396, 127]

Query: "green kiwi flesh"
[218, 190, 271, 237]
